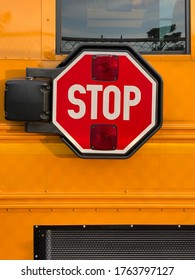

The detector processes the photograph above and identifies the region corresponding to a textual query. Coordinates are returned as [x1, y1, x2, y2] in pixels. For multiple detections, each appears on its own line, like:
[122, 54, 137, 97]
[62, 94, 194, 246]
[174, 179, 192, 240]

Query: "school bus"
[1, 0, 195, 260]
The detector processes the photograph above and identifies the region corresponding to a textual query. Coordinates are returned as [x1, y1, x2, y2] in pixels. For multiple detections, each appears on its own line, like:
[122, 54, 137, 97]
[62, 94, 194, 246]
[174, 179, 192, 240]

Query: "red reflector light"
[92, 55, 119, 81]
[90, 124, 117, 150]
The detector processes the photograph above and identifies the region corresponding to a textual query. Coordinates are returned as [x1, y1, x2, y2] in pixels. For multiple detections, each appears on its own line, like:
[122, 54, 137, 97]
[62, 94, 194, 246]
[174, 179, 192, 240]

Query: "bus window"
[56, 0, 189, 54]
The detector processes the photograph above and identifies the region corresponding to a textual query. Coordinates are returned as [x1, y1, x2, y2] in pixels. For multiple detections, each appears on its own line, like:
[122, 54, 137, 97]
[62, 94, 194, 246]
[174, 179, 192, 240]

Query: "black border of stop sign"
[55, 43, 163, 159]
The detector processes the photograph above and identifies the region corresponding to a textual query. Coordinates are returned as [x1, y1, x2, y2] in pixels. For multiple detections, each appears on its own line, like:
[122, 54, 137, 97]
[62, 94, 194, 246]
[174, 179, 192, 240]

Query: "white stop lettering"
[67, 84, 141, 120]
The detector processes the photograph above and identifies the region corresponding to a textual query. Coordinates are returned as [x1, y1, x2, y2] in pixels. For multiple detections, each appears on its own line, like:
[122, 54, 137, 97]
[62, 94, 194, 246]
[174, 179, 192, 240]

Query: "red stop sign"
[53, 45, 162, 158]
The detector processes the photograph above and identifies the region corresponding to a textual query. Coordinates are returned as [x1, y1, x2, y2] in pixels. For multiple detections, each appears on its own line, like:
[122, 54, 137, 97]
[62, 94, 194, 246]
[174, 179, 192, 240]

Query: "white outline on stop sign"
[53, 51, 157, 155]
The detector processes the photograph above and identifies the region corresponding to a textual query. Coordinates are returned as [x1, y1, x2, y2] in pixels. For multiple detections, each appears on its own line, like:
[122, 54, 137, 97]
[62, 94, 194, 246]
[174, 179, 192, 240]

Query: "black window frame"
[56, 0, 190, 55]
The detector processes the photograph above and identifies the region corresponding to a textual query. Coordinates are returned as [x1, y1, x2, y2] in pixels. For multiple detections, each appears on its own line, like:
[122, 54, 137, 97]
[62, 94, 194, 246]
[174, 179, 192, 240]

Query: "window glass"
[57, 0, 188, 54]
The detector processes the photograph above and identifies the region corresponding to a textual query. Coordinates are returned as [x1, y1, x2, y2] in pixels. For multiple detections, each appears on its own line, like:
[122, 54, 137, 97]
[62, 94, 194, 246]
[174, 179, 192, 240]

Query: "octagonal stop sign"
[53, 44, 162, 159]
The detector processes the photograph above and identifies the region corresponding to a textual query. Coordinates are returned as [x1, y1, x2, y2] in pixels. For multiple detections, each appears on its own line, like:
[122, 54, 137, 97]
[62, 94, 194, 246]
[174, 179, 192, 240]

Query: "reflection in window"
[57, 0, 188, 54]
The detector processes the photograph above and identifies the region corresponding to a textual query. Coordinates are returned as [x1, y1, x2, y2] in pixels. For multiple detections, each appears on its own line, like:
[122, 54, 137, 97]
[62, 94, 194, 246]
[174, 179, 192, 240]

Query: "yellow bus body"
[0, 0, 195, 259]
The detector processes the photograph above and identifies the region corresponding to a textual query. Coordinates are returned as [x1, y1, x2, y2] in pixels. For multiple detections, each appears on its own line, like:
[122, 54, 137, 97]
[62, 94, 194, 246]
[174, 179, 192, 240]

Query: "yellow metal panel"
[0, 139, 194, 194]
[149, 60, 195, 121]
[191, 0, 195, 59]
[0, 0, 42, 60]
[41, 0, 61, 61]
[41, 0, 56, 61]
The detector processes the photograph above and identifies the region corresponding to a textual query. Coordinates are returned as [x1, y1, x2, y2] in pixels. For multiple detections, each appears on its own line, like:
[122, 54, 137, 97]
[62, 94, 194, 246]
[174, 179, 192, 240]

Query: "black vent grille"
[34, 225, 195, 260]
